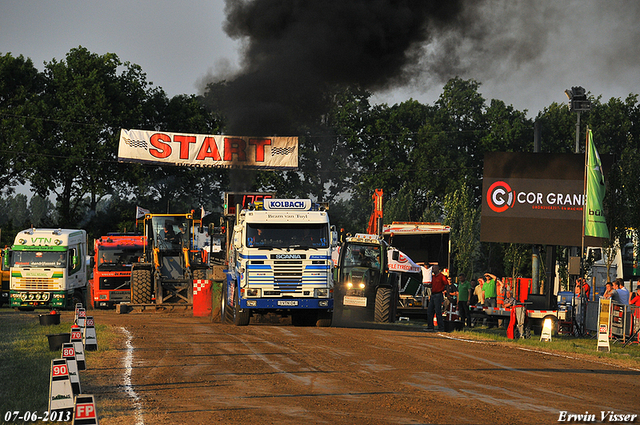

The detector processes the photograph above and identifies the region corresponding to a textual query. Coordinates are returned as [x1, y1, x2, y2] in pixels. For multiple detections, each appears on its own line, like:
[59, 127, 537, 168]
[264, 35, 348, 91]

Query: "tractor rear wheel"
[131, 269, 152, 304]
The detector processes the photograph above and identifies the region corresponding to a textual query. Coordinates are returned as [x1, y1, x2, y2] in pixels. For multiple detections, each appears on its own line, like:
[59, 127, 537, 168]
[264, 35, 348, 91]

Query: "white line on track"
[121, 327, 144, 425]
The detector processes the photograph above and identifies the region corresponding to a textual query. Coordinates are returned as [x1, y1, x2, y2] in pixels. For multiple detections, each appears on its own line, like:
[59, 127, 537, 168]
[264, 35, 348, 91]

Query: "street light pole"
[575, 110, 581, 154]
[565, 86, 591, 153]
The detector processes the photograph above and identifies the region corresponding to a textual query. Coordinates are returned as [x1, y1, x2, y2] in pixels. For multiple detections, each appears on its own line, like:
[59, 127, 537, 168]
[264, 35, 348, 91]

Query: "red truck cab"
[91, 234, 145, 308]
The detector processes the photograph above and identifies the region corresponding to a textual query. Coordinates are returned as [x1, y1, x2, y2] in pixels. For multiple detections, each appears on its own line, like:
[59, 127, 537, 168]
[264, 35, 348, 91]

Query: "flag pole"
[581, 126, 589, 296]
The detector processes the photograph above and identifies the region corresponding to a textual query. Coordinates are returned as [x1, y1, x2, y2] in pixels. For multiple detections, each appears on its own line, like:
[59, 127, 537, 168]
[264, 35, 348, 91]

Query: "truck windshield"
[97, 247, 144, 270]
[151, 217, 191, 251]
[11, 250, 67, 268]
[246, 223, 329, 248]
[343, 243, 381, 269]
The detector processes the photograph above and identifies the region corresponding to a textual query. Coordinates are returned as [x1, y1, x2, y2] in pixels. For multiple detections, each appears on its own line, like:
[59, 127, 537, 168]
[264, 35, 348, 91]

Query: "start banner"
[118, 129, 298, 169]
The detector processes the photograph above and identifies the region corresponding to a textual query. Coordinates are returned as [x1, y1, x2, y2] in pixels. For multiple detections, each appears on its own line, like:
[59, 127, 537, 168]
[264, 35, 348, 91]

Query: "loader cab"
[147, 216, 193, 253]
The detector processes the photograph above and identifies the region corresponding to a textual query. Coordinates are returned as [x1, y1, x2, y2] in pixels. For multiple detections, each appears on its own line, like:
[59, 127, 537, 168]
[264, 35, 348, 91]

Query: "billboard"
[480, 152, 609, 246]
[117, 129, 298, 169]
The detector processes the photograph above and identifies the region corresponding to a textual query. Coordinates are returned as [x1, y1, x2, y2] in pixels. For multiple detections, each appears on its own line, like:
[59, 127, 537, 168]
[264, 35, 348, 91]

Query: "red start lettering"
[147, 133, 274, 163]
[224, 138, 247, 161]
[174, 135, 196, 159]
[149, 133, 172, 158]
[249, 138, 271, 162]
[196, 137, 222, 161]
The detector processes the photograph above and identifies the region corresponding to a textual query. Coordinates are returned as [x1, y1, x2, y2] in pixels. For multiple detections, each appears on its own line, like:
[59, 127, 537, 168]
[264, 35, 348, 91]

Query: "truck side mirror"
[3, 250, 9, 268]
[392, 250, 399, 261]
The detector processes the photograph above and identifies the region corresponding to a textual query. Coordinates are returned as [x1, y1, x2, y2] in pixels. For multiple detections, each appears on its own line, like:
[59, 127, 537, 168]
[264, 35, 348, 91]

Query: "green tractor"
[333, 234, 400, 323]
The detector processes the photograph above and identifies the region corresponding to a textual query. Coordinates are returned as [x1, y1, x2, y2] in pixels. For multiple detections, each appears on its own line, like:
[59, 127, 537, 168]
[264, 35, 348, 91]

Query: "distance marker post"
[71, 325, 86, 370]
[74, 303, 83, 324]
[48, 359, 74, 414]
[83, 316, 98, 351]
[72, 394, 99, 425]
[62, 342, 82, 395]
[76, 308, 87, 334]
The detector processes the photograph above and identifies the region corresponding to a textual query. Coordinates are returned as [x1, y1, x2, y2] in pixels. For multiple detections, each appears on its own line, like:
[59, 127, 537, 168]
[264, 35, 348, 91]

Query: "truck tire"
[233, 291, 250, 326]
[131, 269, 152, 304]
[374, 286, 393, 323]
[221, 282, 233, 324]
[316, 311, 332, 327]
[71, 290, 85, 310]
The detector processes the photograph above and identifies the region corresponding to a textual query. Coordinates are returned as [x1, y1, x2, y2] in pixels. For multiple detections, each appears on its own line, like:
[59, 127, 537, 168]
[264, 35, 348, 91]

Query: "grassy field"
[0, 309, 120, 421]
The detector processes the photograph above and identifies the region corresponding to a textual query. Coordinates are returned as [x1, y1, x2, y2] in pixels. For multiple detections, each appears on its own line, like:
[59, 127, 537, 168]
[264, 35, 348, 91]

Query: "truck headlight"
[319, 300, 329, 307]
[247, 300, 257, 306]
[315, 288, 329, 298]
[246, 288, 261, 297]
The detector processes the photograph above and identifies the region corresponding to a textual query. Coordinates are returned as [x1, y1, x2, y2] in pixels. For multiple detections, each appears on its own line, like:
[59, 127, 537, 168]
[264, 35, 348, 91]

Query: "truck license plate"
[343, 296, 367, 307]
[277, 300, 298, 306]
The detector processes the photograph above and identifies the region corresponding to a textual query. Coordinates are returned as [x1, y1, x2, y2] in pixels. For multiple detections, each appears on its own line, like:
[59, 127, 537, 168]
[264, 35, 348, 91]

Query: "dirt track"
[83, 311, 640, 425]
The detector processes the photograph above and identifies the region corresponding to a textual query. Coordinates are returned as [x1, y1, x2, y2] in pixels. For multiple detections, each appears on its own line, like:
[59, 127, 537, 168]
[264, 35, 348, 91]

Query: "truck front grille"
[13, 278, 57, 291]
[273, 260, 302, 284]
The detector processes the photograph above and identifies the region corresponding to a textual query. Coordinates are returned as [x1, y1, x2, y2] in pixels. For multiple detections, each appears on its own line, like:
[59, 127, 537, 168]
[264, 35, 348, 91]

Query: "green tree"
[0, 53, 44, 191]
[26, 47, 157, 227]
[443, 178, 480, 278]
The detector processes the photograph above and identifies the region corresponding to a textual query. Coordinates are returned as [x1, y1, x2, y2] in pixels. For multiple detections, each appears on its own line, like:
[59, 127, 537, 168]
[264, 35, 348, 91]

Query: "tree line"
[1, 47, 639, 280]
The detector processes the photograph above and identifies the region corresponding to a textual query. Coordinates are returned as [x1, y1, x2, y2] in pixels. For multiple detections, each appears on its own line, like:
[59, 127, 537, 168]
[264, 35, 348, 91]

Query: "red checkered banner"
[118, 129, 298, 169]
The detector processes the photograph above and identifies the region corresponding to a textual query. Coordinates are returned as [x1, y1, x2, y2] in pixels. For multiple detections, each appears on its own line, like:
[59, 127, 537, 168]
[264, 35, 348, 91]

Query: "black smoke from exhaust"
[218, 0, 468, 135]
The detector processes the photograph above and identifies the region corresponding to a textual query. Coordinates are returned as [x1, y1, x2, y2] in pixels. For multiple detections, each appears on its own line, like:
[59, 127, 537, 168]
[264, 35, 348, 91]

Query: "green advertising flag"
[584, 129, 609, 238]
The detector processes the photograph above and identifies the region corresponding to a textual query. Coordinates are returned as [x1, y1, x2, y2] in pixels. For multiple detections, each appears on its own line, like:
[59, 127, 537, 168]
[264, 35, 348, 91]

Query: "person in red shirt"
[630, 285, 640, 306]
[426, 264, 449, 331]
[574, 277, 591, 300]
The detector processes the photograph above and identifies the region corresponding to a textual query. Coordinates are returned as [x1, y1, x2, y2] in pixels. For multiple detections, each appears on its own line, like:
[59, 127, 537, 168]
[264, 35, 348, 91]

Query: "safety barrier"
[628, 305, 640, 344]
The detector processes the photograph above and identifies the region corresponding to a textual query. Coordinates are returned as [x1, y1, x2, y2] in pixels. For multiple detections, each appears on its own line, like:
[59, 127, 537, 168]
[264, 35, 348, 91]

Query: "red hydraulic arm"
[367, 189, 384, 236]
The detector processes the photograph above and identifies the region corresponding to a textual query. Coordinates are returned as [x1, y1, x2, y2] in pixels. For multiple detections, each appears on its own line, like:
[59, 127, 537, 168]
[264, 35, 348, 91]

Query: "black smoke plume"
[218, 0, 469, 135]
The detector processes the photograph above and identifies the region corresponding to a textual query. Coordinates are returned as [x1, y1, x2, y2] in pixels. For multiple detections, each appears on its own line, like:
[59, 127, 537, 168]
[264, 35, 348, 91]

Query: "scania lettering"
[8, 228, 88, 309]
[222, 198, 335, 326]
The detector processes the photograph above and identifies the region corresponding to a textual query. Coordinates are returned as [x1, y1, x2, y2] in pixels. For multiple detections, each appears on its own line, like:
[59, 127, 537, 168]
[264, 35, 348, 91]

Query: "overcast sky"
[1, 1, 639, 118]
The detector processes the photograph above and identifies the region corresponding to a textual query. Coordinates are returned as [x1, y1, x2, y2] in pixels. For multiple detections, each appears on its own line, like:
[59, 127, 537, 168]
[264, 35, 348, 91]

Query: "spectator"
[602, 282, 621, 303]
[483, 273, 498, 308]
[444, 277, 458, 312]
[457, 274, 472, 328]
[574, 278, 591, 299]
[426, 264, 448, 331]
[630, 285, 640, 306]
[503, 289, 517, 309]
[474, 277, 485, 306]
[418, 262, 432, 302]
[615, 278, 630, 305]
